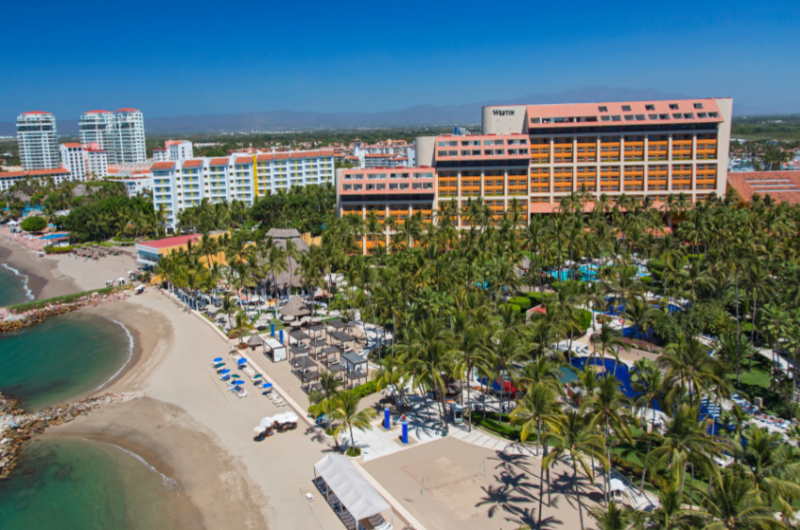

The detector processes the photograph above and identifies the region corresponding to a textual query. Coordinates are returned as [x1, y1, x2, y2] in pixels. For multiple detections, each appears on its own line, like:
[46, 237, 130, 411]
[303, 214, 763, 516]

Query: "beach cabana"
[313, 455, 390, 528]
[342, 352, 368, 387]
[289, 330, 310, 344]
[264, 338, 287, 362]
[290, 345, 309, 360]
[326, 318, 347, 331]
[308, 324, 326, 339]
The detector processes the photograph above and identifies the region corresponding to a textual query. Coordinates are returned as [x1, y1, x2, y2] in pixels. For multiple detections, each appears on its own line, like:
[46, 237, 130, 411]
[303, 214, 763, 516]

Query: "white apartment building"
[114, 109, 147, 163]
[352, 139, 415, 168]
[17, 112, 60, 170]
[151, 149, 334, 229]
[79, 108, 146, 164]
[153, 140, 193, 162]
[59, 143, 87, 179]
[60, 143, 109, 181]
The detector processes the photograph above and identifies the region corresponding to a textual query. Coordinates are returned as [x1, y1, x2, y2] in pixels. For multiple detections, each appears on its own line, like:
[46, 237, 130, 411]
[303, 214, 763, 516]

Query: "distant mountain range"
[2, 86, 799, 136]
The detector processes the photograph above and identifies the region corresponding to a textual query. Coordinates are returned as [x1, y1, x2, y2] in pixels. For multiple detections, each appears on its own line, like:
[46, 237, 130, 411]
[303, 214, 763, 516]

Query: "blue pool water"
[39, 233, 68, 240]
[549, 264, 649, 282]
[570, 356, 724, 434]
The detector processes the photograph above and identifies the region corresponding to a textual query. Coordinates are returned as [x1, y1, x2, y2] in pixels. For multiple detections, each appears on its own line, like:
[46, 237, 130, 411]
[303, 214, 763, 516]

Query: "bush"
[525, 291, 556, 305]
[8, 286, 118, 313]
[346, 446, 362, 457]
[20, 216, 47, 232]
[508, 296, 531, 310]
[351, 380, 378, 399]
[641, 275, 653, 286]
[575, 309, 592, 332]
[44, 245, 74, 254]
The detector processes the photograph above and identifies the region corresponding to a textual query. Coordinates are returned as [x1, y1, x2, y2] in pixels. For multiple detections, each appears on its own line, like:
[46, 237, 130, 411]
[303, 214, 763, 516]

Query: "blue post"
[402, 422, 408, 444]
[270, 322, 275, 337]
[384, 407, 390, 429]
[279, 329, 284, 343]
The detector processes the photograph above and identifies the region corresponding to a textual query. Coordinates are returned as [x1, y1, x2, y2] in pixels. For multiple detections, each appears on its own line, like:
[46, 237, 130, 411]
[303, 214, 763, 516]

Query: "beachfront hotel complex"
[16, 112, 60, 170]
[337, 97, 734, 253]
[79, 109, 147, 164]
[152, 149, 334, 228]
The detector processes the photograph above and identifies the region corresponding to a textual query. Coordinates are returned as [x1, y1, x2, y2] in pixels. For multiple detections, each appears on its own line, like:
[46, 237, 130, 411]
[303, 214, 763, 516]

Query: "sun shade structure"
[313, 455, 390, 523]
[326, 318, 347, 330]
[280, 297, 312, 317]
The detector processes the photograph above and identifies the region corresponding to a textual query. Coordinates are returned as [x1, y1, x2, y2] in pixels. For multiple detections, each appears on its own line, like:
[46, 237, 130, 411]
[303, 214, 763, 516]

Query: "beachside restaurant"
[313, 455, 393, 530]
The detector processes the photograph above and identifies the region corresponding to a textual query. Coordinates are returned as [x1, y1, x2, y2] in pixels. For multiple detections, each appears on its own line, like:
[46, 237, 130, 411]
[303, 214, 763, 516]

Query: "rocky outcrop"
[0, 392, 126, 479]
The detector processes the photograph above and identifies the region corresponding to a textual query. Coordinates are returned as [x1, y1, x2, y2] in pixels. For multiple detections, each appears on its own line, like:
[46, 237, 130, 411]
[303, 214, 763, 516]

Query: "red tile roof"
[209, 158, 230, 166]
[115, 108, 140, 112]
[139, 234, 202, 250]
[182, 159, 203, 168]
[25, 168, 70, 176]
[84, 110, 112, 114]
[62, 142, 83, 148]
[21, 111, 49, 115]
[0, 171, 27, 177]
[165, 140, 188, 146]
[234, 156, 253, 164]
[151, 161, 176, 170]
[727, 171, 800, 205]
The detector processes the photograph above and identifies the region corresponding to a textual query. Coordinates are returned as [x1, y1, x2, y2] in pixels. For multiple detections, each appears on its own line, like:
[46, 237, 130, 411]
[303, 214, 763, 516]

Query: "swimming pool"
[39, 233, 68, 240]
[549, 264, 649, 282]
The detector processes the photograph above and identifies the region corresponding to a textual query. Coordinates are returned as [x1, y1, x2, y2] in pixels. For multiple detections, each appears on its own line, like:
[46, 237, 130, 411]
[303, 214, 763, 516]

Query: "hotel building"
[59, 143, 108, 180]
[79, 109, 147, 164]
[153, 140, 193, 163]
[16, 111, 60, 170]
[151, 149, 334, 228]
[0, 168, 72, 192]
[338, 97, 733, 253]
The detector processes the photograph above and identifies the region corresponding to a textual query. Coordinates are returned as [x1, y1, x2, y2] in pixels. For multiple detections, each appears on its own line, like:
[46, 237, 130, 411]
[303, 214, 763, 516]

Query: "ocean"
[0, 312, 132, 411]
[0, 437, 194, 530]
[0, 262, 34, 307]
[0, 260, 191, 529]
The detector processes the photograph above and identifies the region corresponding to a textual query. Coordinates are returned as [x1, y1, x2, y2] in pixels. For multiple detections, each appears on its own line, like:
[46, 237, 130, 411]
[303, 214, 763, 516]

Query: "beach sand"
[50, 292, 348, 530]
[0, 238, 138, 300]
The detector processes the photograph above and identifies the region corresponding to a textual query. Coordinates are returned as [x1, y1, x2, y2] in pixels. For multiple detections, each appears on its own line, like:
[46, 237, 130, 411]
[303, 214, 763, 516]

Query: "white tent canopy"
[314, 455, 390, 522]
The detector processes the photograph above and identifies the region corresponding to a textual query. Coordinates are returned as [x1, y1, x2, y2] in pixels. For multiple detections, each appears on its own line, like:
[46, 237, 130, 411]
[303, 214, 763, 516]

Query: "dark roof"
[342, 352, 366, 366]
[326, 319, 347, 330]
[332, 331, 355, 343]
[280, 297, 312, 317]
[266, 228, 302, 239]
[289, 330, 310, 340]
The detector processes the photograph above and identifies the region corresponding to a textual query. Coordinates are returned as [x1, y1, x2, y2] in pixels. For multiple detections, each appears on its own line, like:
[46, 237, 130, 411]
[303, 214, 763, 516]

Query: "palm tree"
[583, 374, 633, 504]
[630, 358, 668, 493]
[645, 404, 722, 495]
[233, 310, 253, 345]
[591, 321, 629, 375]
[404, 318, 453, 425]
[733, 425, 800, 512]
[588, 501, 631, 530]
[451, 313, 491, 431]
[372, 353, 409, 411]
[220, 293, 235, 331]
[308, 372, 343, 431]
[510, 385, 563, 525]
[330, 389, 377, 455]
[543, 410, 608, 530]
[490, 327, 526, 424]
[629, 481, 702, 530]
[692, 469, 787, 529]
[659, 335, 726, 409]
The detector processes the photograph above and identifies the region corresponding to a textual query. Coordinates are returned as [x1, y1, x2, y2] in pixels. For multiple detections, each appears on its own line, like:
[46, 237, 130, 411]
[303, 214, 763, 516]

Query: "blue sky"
[1, 0, 798, 121]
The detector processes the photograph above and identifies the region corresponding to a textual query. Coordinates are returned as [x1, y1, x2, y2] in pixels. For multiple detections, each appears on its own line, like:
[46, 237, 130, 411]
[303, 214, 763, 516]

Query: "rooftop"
[727, 171, 800, 205]
[139, 234, 203, 250]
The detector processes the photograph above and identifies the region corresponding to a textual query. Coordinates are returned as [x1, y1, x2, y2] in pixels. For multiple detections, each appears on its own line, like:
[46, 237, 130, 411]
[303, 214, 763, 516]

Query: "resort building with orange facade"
[337, 97, 733, 253]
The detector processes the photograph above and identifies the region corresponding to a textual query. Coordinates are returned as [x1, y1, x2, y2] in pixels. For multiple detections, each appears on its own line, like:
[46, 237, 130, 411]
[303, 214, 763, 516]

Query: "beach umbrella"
[213, 357, 223, 363]
[231, 379, 244, 385]
[237, 358, 248, 365]
[261, 383, 273, 389]
[231, 374, 241, 378]
[254, 426, 266, 434]
[254, 373, 263, 379]
[213, 362, 225, 368]
[220, 368, 231, 375]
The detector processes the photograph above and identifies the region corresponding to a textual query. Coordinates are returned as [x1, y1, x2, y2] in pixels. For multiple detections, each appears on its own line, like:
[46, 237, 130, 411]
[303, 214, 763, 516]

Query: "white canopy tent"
[313, 455, 390, 523]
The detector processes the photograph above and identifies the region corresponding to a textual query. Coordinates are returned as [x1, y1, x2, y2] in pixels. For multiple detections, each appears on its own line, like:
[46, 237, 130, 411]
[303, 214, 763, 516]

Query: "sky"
[1, 0, 799, 121]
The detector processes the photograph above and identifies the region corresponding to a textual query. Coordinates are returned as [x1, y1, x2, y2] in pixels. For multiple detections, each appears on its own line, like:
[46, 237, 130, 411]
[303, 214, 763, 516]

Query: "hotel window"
[694, 103, 704, 109]
[612, 115, 621, 122]
[625, 115, 635, 121]
[599, 106, 608, 112]
[669, 104, 679, 110]
[622, 105, 631, 111]
[645, 104, 655, 111]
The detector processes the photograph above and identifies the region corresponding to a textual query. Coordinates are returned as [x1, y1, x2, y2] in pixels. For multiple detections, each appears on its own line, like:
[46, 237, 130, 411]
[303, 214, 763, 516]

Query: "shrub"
[575, 309, 592, 332]
[20, 216, 47, 232]
[351, 380, 378, 399]
[508, 296, 531, 310]
[641, 275, 653, 286]
[44, 245, 74, 254]
[346, 446, 362, 457]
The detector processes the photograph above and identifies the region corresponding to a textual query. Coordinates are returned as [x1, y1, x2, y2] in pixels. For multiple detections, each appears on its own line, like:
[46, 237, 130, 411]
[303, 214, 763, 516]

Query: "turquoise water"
[0, 312, 131, 410]
[0, 437, 193, 530]
[0, 263, 33, 307]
